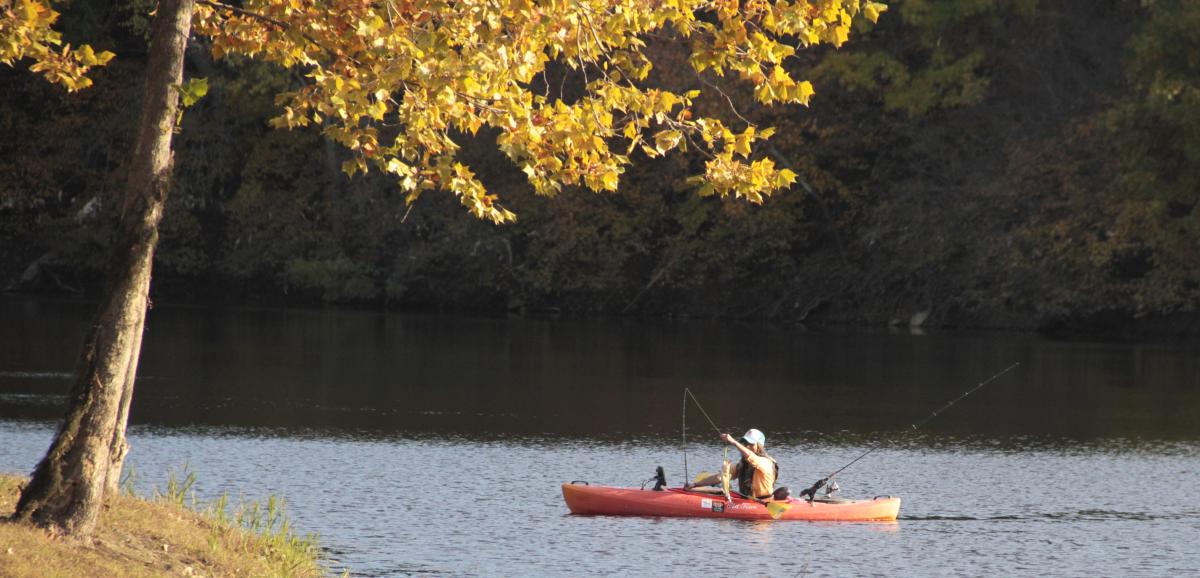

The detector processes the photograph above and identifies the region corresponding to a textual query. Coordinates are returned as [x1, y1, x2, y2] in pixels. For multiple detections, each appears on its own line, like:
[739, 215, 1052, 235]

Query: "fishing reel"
[798, 477, 842, 501]
[798, 477, 827, 501]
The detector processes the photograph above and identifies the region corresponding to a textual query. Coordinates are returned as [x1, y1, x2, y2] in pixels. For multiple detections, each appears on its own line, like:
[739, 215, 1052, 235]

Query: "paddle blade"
[766, 501, 792, 520]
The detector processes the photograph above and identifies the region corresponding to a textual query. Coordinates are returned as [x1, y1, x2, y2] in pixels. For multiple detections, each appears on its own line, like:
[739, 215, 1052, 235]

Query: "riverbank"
[0, 474, 325, 578]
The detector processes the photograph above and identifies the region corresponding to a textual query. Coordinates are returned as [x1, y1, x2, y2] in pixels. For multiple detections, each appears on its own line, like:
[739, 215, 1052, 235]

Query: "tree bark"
[13, 0, 195, 538]
[104, 311, 145, 498]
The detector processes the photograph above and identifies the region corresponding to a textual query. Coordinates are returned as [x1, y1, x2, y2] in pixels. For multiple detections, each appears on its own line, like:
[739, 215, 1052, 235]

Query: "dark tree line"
[5, 0, 1200, 335]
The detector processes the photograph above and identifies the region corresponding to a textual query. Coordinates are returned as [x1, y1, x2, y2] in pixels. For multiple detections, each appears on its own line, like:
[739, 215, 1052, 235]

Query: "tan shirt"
[741, 452, 777, 499]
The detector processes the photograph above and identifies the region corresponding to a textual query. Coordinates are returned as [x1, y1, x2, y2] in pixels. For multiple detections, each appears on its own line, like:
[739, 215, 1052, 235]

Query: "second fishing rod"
[797, 361, 1021, 500]
[683, 362, 1021, 500]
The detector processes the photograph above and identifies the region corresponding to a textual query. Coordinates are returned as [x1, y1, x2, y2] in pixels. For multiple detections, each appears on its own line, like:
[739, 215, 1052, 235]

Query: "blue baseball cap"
[741, 428, 766, 446]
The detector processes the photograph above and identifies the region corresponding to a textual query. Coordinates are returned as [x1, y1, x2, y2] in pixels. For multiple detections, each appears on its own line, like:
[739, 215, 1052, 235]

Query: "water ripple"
[902, 509, 1200, 522]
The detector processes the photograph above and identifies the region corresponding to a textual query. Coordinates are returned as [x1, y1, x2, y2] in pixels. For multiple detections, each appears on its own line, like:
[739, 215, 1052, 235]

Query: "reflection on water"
[2, 297, 1199, 444]
[1, 297, 1199, 576]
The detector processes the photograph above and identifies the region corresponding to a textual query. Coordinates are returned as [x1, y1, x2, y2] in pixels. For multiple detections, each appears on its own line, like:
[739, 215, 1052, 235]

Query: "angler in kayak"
[684, 429, 786, 500]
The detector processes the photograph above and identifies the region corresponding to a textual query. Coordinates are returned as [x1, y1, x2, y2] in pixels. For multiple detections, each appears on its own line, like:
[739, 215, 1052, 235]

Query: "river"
[1, 297, 1198, 576]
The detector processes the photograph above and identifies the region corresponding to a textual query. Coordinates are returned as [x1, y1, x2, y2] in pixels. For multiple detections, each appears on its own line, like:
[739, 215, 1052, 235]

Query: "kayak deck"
[562, 482, 900, 521]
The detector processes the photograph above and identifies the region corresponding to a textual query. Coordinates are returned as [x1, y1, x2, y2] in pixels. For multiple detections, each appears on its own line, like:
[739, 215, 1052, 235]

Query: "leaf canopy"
[195, 0, 883, 222]
[4, 0, 885, 222]
[0, 0, 115, 90]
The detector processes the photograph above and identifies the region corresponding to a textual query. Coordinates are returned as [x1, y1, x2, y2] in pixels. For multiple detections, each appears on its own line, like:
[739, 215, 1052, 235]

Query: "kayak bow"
[562, 483, 900, 521]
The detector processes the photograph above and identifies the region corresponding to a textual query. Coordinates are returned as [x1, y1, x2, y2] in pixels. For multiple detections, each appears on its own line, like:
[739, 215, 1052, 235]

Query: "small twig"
[692, 69, 752, 127]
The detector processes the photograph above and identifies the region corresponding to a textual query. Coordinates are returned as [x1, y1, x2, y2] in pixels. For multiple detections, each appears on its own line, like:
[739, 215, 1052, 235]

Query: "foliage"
[1117, 0, 1200, 222]
[192, 0, 884, 223]
[997, 0, 1200, 321]
[813, 0, 1036, 116]
[287, 256, 380, 301]
[157, 463, 199, 507]
[147, 466, 323, 577]
[0, 0, 114, 89]
[12, 0, 1200, 333]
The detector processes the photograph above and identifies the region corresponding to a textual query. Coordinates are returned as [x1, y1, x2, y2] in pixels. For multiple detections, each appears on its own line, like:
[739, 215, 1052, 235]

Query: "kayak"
[562, 482, 901, 521]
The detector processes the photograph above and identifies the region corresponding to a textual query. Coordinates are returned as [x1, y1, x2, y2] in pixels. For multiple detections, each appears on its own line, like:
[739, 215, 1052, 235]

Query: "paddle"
[692, 462, 790, 518]
[765, 500, 791, 519]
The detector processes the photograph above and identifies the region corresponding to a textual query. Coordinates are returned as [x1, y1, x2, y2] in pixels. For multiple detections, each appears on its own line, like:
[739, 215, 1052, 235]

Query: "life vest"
[737, 453, 779, 499]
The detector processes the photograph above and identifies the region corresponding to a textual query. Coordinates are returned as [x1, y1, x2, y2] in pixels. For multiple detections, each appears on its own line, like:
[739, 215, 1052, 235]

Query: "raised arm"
[720, 433, 755, 459]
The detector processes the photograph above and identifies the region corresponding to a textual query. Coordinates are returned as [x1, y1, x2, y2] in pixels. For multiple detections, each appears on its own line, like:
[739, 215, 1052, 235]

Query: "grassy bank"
[0, 474, 326, 578]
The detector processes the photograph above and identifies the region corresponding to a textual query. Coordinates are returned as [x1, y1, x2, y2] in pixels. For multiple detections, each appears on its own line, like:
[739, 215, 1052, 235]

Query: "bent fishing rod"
[798, 361, 1022, 501]
[682, 387, 724, 483]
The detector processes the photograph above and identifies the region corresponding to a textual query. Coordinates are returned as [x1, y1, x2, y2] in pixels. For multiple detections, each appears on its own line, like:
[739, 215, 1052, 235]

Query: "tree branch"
[195, 0, 351, 64]
[196, 0, 286, 28]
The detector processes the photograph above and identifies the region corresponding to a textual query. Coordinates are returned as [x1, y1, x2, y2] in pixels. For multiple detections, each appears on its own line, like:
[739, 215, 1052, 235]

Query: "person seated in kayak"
[684, 428, 781, 500]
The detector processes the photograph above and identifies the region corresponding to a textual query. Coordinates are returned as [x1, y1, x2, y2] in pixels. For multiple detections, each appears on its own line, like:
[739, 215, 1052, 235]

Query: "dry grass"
[0, 474, 325, 578]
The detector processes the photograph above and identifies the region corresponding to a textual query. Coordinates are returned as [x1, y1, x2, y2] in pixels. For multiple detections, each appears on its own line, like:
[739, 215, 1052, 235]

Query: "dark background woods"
[4, 0, 1199, 335]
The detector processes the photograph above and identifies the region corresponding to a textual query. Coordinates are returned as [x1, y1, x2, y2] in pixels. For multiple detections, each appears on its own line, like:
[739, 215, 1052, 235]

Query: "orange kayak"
[562, 482, 901, 521]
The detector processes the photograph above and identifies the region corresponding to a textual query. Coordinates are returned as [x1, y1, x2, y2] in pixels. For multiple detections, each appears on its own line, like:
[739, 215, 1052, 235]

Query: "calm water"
[1, 297, 1198, 576]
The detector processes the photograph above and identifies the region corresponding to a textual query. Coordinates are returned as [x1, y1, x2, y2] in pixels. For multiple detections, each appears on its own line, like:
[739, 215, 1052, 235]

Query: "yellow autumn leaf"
[601, 171, 619, 191]
[834, 25, 850, 47]
[865, 3, 888, 24]
[732, 133, 752, 157]
[653, 129, 683, 154]
[176, 0, 879, 222]
[796, 80, 815, 106]
[776, 168, 797, 188]
[385, 158, 409, 175]
[22, 0, 41, 23]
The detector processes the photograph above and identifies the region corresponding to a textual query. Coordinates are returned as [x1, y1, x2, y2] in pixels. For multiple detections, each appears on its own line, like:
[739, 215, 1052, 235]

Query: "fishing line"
[684, 388, 722, 435]
[682, 387, 723, 484]
[799, 361, 1022, 500]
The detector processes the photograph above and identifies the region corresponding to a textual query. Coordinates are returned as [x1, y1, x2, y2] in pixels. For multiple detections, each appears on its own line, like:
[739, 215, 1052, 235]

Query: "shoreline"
[4, 290, 1199, 342]
[0, 474, 328, 578]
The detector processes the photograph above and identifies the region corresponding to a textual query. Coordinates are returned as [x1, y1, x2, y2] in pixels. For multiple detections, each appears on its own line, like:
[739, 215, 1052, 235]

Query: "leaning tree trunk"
[104, 310, 146, 498]
[14, 0, 196, 538]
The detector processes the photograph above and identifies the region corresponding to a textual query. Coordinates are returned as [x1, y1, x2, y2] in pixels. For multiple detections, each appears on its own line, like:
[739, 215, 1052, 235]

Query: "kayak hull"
[562, 483, 900, 521]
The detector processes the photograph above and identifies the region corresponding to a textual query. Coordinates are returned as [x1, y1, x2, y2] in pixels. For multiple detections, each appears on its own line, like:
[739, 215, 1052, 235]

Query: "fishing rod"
[798, 361, 1022, 501]
[682, 387, 723, 483]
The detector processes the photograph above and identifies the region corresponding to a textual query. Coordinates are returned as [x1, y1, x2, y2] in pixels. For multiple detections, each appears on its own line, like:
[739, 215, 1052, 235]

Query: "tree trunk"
[104, 311, 145, 498]
[13, 0, 195, 538]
